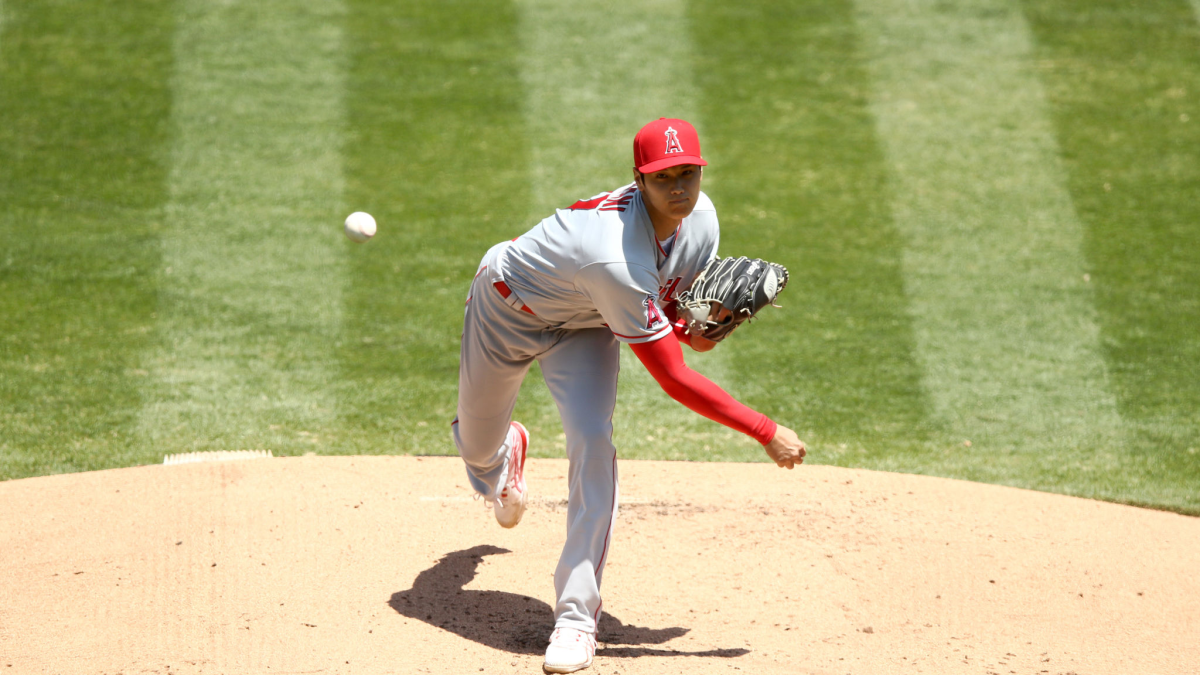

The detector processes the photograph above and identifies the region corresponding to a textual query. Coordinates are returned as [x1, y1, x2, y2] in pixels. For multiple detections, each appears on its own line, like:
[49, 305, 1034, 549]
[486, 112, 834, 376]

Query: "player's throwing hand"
[764, 425, 806, 469]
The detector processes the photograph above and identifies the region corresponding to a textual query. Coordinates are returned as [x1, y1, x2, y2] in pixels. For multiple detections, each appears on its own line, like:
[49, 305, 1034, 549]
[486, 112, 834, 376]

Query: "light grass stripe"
[141, 0, 346, 457]
[854, 0, 1123, 473]
[517, 0, 750, 458]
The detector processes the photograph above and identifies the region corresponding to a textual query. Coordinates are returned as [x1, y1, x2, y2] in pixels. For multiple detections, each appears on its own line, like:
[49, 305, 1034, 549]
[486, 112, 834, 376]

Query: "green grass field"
[2, 0, 1197, 514]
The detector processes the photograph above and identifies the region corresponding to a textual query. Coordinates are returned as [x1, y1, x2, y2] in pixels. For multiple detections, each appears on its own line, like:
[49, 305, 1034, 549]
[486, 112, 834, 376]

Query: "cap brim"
[637, 155, 707, 173]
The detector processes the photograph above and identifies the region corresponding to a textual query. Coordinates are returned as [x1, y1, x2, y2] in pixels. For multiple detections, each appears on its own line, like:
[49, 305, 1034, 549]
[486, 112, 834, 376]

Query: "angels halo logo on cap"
[664, 126, 684, 155]
[634, 118, 707, 173]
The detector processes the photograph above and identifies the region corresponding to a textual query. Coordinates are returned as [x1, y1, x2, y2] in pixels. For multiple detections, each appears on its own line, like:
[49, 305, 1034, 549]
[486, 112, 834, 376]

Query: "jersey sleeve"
[691, 192, 721, 265]
[575, 262, 673, 344]
[703, 213, 720, 266]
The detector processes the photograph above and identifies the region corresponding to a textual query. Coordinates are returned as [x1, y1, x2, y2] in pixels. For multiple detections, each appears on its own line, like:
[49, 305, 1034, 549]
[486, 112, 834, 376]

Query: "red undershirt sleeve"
[672, 321, 693, 346]
[662, 301, 693, 347]
[629, 335, 777, 445]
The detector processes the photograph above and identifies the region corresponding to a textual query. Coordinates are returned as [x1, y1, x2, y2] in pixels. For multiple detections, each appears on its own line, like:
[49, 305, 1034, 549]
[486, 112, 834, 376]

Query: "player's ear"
[633, 168, 645, 190]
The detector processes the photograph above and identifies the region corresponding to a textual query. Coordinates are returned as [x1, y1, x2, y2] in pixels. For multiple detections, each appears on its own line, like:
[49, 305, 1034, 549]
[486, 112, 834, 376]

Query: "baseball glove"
[677, 256, 789, 342]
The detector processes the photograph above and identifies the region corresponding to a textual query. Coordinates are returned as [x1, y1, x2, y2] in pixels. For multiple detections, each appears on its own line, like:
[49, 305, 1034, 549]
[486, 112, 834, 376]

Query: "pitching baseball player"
[453, 118, 806, 673]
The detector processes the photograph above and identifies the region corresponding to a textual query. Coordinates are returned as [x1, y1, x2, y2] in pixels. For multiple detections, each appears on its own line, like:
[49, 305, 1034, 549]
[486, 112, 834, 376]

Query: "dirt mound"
[1, 456, 1197, 674]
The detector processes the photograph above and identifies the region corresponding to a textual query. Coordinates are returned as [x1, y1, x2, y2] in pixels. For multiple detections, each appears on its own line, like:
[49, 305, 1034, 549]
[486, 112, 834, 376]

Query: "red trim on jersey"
[569, 194, 609, 210]
[609, 324, 673, 341]
[629, 336, 777, 445]
[570, 186, 634, 212]
[599, 198, 633, 212]
[655, 224, 680, 258]
[569, 186, 635, 212]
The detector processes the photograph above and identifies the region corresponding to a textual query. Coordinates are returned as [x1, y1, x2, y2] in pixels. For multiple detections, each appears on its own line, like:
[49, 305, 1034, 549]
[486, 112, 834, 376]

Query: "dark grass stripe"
[0, 0, 171, 478]
[1023, 0, 1200, 510]
[337, 0, 529, 454]
[688, 0, 933, 468]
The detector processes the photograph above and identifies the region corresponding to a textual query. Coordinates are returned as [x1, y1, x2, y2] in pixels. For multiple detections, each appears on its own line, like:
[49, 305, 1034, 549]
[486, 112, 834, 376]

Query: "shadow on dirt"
[388, 545, 749, 659]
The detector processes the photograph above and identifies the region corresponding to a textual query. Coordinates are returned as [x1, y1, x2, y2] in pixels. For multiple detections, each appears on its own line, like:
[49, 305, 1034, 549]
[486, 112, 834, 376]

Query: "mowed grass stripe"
[337, 0, 530, 454]
[1022, 0, 1200, 512]
[855, 0, 1125, 487]
[689, 0, 934, 471]
[140, 0, 347, 456]
[0, 0, 172, 479]
[516, 0, 748, 460]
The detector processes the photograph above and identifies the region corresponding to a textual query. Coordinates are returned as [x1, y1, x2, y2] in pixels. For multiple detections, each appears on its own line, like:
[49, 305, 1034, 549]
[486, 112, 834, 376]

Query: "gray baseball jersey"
[483, 182, 719, 341]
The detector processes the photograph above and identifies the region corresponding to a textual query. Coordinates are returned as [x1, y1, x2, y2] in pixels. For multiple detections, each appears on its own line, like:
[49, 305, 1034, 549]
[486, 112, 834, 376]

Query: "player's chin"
[668, 198, 696, 219]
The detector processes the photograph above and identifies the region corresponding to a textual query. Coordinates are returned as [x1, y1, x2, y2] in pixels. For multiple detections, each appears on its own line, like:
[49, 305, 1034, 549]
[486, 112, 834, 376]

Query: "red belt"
[494, 280, 536, 315]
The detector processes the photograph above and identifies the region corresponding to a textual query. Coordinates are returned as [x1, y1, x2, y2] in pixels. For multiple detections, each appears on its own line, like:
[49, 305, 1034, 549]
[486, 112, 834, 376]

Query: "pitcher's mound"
[1, 456, 1197, 674]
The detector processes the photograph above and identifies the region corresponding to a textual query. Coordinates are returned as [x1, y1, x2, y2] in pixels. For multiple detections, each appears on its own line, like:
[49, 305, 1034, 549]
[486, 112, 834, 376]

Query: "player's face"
[635, 164, 702, 224]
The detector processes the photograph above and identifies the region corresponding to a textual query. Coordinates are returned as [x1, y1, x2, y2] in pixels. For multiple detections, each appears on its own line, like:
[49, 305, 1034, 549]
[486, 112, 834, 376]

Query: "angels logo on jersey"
[643, 293, 667, 330]
[664, 126, 684, 155]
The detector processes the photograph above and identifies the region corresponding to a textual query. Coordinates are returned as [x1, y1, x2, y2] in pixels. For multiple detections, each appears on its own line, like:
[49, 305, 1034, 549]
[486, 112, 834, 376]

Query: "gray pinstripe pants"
[453, 245, 621, 634]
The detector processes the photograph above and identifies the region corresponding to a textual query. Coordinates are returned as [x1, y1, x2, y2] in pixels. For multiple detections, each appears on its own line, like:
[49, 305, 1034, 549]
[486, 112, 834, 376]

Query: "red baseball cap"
[633, 118, 707, 173]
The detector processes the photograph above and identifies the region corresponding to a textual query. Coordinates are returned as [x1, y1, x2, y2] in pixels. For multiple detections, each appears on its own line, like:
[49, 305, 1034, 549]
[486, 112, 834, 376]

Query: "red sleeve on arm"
[629, 336, 777, 445]
[671, 320, 693, 346]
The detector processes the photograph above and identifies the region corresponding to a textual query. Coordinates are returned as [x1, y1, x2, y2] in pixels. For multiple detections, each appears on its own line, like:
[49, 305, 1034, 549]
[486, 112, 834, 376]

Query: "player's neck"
[644, 203, 682, 241]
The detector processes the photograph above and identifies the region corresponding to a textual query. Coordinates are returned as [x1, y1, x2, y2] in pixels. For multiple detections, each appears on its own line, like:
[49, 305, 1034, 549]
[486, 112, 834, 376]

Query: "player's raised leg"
[537, 327, 621, 649]
[453, 257, 545, 513]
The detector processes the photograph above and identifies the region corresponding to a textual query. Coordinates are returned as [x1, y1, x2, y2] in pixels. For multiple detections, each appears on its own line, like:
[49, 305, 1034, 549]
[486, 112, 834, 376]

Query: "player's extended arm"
[630, 335, 774, 442]
[630, 334, 805, 468]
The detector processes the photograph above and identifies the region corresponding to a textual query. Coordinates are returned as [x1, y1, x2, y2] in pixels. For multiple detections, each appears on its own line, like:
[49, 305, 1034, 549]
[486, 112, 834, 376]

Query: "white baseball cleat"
[543, 627, 596, 673]
[493, 421, 529, 529]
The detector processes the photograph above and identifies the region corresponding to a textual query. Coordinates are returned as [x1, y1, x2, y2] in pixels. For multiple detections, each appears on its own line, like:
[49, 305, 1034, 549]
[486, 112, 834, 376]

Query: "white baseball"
[344, 211, 377, 243]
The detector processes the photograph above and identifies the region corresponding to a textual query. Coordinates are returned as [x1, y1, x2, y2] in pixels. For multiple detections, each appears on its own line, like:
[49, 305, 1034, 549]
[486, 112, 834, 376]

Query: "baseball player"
[453, 118, 806, 673]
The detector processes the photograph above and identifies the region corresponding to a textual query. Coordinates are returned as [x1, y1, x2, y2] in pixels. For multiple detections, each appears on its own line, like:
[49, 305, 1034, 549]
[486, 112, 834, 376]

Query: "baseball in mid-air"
[344, 211, 377, 243]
